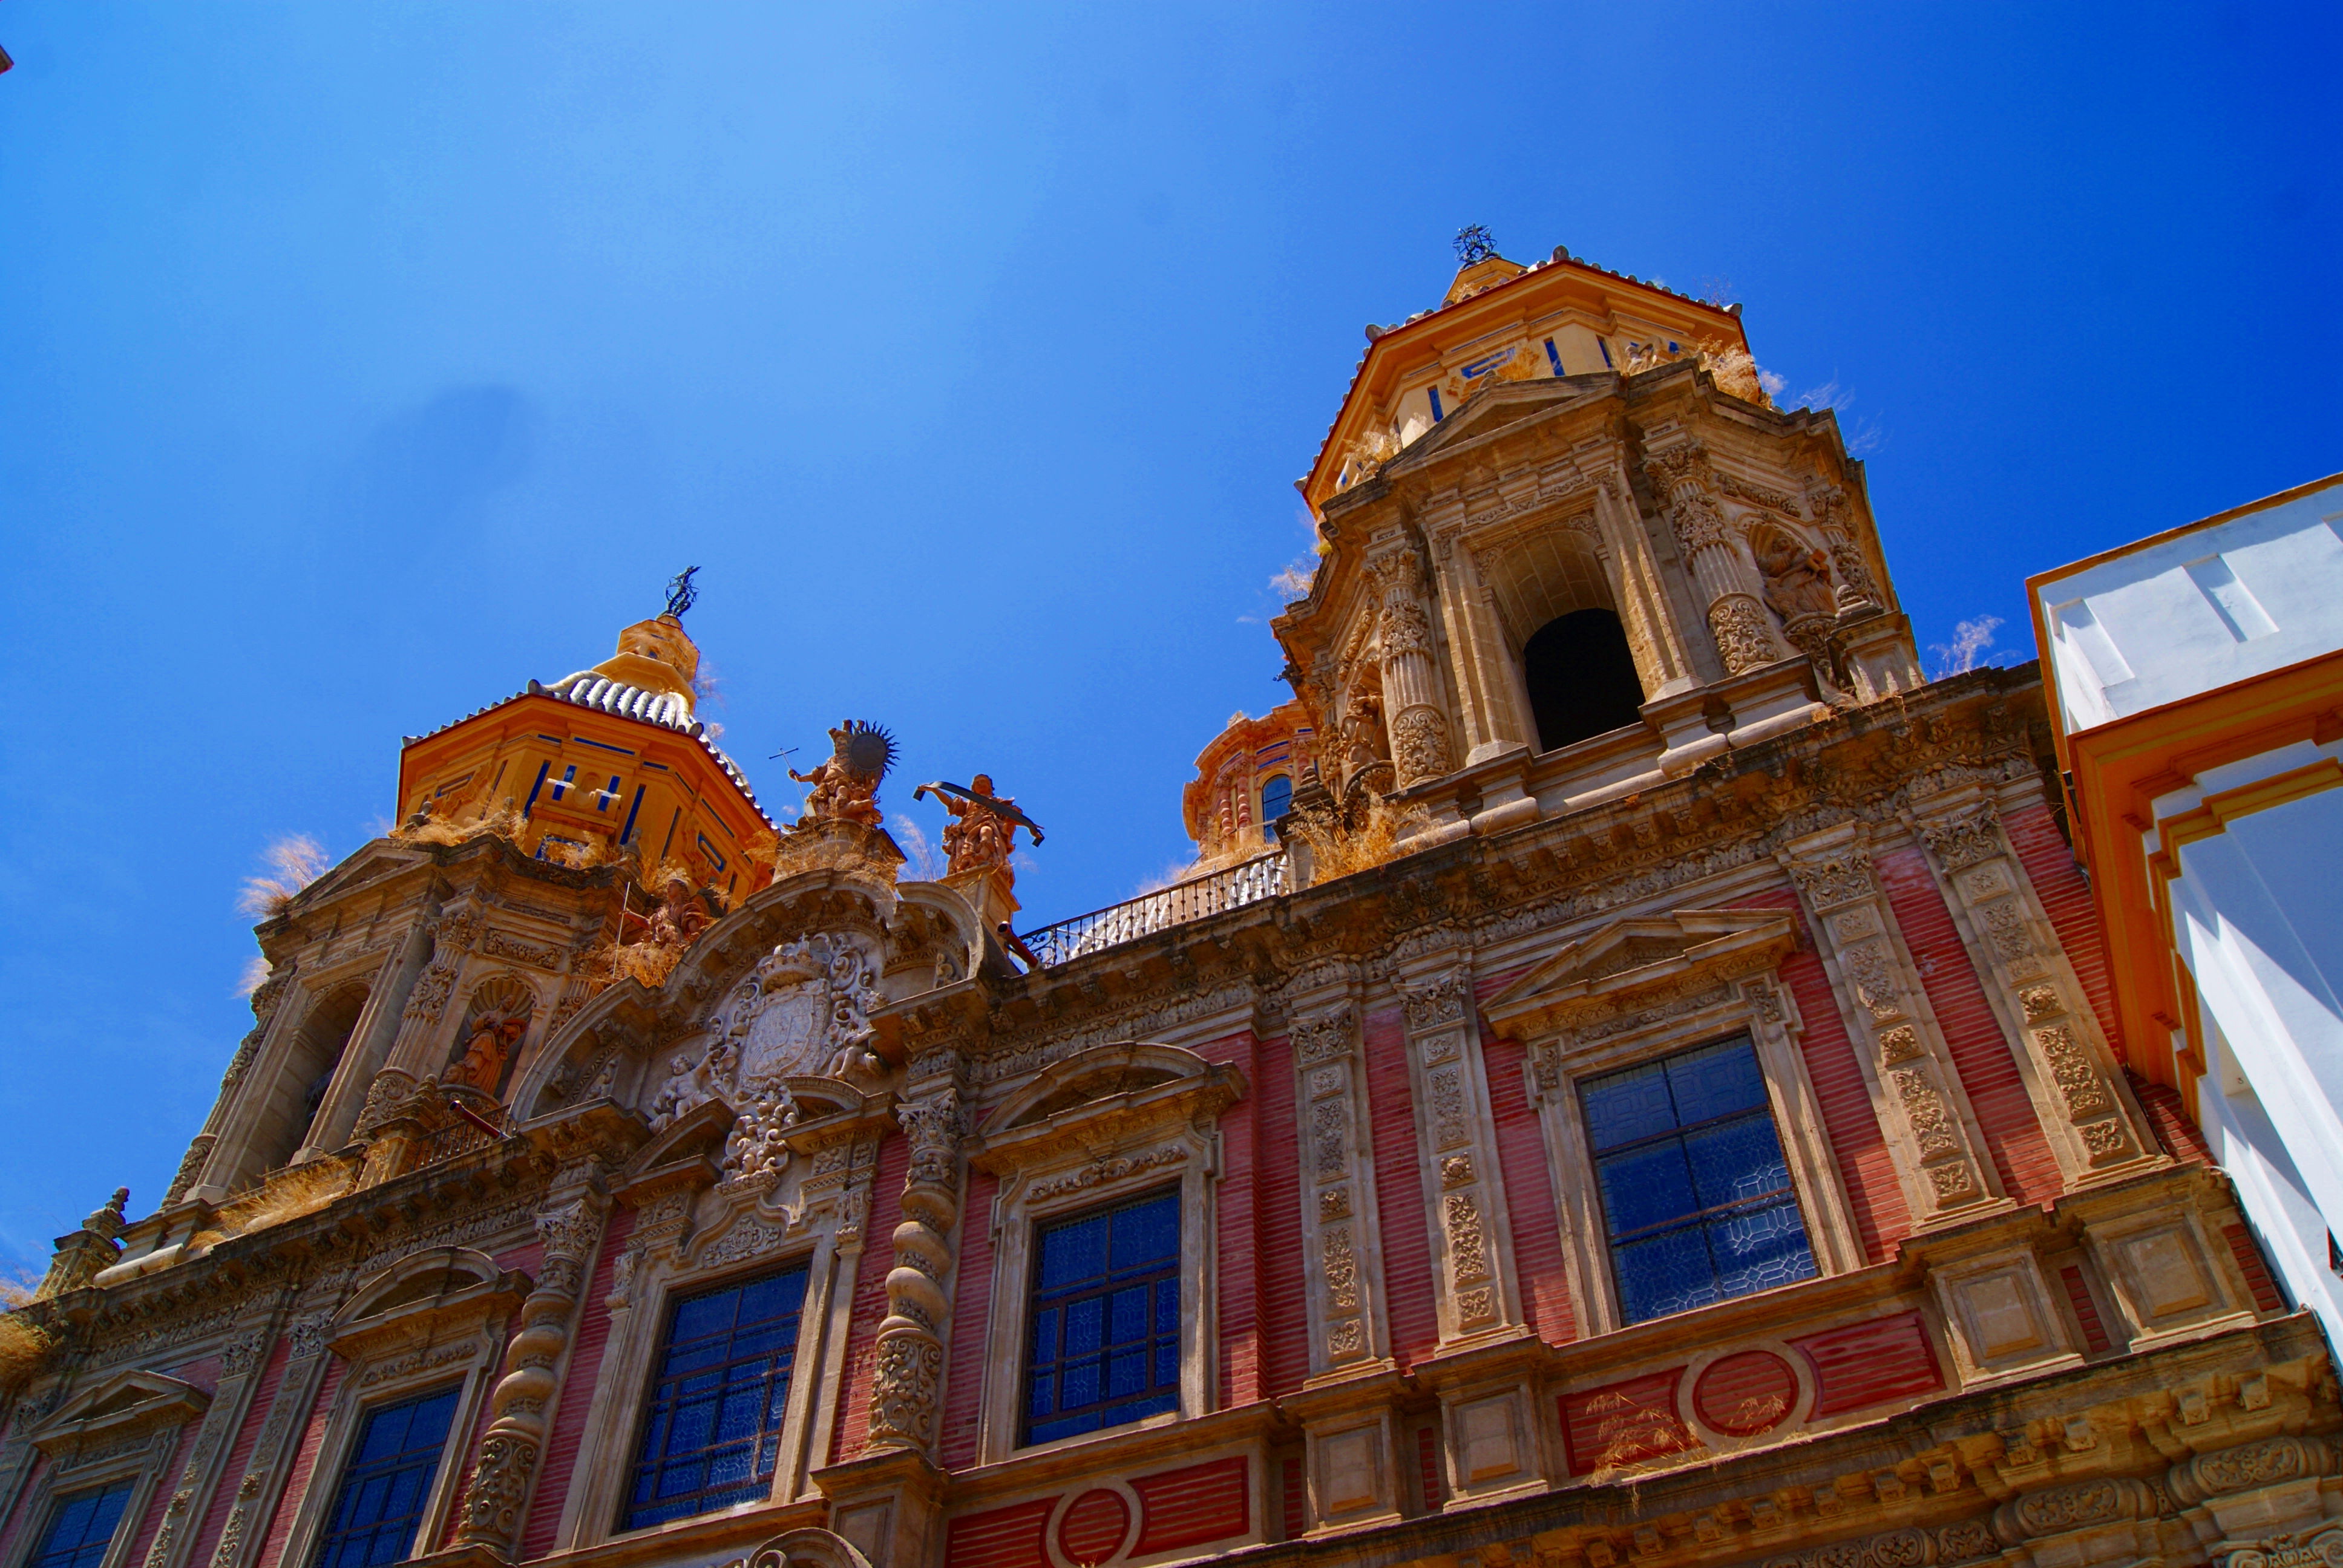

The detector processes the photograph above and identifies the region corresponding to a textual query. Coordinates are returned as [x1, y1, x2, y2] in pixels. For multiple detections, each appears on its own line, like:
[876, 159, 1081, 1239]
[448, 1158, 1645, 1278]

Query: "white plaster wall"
[2034, 477, 2343, 733]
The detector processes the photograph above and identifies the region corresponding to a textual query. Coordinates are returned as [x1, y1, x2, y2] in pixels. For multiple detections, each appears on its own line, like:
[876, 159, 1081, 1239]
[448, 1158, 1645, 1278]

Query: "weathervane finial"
[1453, 224, 1497, 266]
[664, 566, 700, 618]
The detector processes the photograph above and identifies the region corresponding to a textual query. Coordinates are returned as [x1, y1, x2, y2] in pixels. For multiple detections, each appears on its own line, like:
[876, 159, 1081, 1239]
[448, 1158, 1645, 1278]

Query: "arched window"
[1523, 609, 1645, 753]
[1258, 773, 1293, 838]
[248, 984, 370, 1181]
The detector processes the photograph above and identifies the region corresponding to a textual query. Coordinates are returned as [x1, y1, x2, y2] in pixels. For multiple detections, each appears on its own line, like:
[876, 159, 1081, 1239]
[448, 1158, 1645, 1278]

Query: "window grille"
[1581, 1036, 1817, 1324]
[622, 1264, 809, 1530]
[29, 1484, 133, 1568]
[1024, 1188, 1181, 1445]
[314, 1385, 461, 1568]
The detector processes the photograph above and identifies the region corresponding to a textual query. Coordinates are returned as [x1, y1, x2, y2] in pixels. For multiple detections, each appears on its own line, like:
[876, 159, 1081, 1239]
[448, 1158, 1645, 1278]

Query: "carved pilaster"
[1647, 442, 1781, 675]
[1369, 549, 1455, 788]
[1910, 792, 2159, 1180]
[1397, 968, 1521, 1342]
[1289, 1005, 1390, 1377]
[864, 1088, 965, 1453]
[453, 1182, 609, 1555]
[182, 1309, 331, 1568]
[1781, 825, 2004, 1224]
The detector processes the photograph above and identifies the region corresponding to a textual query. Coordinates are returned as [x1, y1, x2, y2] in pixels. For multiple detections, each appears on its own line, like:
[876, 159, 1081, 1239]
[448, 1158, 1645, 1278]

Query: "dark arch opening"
[1523, 609, 1645, 753]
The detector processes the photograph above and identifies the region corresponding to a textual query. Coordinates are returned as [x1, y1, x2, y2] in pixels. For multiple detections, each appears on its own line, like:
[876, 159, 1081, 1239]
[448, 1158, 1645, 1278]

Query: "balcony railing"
[1016, 854, 1286, 968]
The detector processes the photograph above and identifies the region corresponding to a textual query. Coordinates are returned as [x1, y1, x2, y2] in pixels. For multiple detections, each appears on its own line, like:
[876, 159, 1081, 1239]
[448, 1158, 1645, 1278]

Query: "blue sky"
[0, 4, 2335, 1270]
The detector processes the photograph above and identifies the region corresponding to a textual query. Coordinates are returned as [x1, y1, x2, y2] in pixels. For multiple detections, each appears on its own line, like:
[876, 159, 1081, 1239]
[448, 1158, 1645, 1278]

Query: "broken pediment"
[34, 1368, 209, 1456]
[1483, 907, 1796, 1037]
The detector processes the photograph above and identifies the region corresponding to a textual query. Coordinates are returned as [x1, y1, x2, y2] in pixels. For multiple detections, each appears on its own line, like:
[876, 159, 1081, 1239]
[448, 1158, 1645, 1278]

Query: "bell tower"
[1274, 237, 1922, 844]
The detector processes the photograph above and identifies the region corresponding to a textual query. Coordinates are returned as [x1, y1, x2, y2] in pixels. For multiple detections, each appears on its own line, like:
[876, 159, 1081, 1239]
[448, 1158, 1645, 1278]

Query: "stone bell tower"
[1275, 238, 1923, 845]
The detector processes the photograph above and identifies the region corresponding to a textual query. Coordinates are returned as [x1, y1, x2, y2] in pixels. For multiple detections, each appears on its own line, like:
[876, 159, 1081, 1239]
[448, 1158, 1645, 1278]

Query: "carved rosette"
[865, 1088, 965, 1452]
[1782, 835, 1994, 1218]
[1399, 970, 1515, 1340]
[1647, 443, 1783, 673]
[454, 1187, 609, 1552]
[1913, 799, 2149, 1175]
[1368, 550, 1454, 788]
[1290, 1006, 1381, 1371]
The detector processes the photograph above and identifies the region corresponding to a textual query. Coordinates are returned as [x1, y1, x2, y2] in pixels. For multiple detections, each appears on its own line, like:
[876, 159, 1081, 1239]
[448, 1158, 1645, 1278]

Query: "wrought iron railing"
[1015, 854, 1286, 968]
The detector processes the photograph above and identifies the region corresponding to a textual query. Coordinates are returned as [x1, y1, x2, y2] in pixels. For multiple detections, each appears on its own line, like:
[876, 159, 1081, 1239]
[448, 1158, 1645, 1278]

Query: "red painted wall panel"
[1129, 1455, 1248, 1553]
[937, 1169, 998, 1471]
[2005, 802, 2130, 1065]
[1477, 1018, 1575, 1345]
[830, 1128, 913, 1464]
[1745, 890, 1911, 1260]
[1251, 1033, 1308, 1399]
[1210, 1032, 1263, 1409]
[1559, 1368, 1690, 1474]
[1361, 1005, 1437, 1370]
[945, 1497, 1056, 1568]
[191, 1338, 289, 1568]
[1878, 846, 2064, 1205]
[1789, 1310, 1943, 1417]
[254, 1359, 345, 1568]
[521, 1204, 635, 1557]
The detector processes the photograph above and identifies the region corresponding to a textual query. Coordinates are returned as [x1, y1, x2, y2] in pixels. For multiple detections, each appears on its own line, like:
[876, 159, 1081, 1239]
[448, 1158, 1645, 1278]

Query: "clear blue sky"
[1, 4, 2335, 1272]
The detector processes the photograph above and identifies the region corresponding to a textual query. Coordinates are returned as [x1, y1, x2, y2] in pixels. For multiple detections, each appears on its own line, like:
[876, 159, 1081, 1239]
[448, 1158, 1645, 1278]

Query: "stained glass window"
[1581, 1036, 1817, 1325]
[30, 1484, 132, 1568]
[622, 1264, 808, 1531]
[314, 1385, 460, 1568]
[1023, 1189, 1181, 1445]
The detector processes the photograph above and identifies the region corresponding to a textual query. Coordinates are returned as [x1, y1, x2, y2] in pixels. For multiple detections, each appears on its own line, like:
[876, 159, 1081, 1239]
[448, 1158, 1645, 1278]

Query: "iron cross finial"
[1453, 225, 1496, 266]
[664, 566, 700, 618]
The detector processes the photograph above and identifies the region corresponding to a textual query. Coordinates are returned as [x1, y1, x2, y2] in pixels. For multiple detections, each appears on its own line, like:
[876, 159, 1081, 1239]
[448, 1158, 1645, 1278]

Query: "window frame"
[968, 1044, 1242, 1467]
[8, 1370, 214, 1568]
[24, 1482, 137, 1568]
[1487, 913, 1865, 1339]
[268, 1252, 524, 1568]
[616, 1258, 818, 1534]
[551, 1093, 891, 1551]
[1017, 1184, 1186, 1447]
[309, 1382, 468, 1568]
[1257, 774, 1293, 841]
[1577, 1034, 1820, 1327]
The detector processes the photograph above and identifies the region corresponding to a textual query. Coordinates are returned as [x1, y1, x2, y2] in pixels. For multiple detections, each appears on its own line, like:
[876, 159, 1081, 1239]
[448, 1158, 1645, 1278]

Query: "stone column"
[454, 1180, 610, 1555]
[1781, 825, 2004, 1225]
[864, 1086, 965, 1452]
[1645, 442, 1781, 675]
[1590, 471, 1697, 697]
[1396, 968, 1523, 1344]
[1288, 1003, 1392, 1378]
[175, 967, 299, 1206]
[1426, 521, 1529, 763]
[1908, 791, 2160, 1181]
[1368, 549, 1456, 789]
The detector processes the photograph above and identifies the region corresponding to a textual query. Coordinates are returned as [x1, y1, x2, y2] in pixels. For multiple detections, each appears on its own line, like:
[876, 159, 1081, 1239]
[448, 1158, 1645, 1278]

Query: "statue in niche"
[914, 774, 1044, 875]
[1340, 687, 1390, 791]
[444, 1007, 527, 1096]
[789, 720, 896, 831]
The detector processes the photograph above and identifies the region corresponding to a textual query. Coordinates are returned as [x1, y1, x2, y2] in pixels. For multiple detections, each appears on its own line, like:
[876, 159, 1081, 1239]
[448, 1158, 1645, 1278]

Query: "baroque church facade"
[5, 243, 2332, 1568]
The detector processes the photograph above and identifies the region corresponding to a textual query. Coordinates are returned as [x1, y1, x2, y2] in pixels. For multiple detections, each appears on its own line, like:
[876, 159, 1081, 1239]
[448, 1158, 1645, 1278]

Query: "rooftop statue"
[913, 774, 1044, 875]
[788, 720, 895, 831]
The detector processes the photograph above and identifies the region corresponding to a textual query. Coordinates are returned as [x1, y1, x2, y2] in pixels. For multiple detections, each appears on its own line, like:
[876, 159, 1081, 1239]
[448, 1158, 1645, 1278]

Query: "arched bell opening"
[241, 982, 370, 1187]
[1522, 609, 1647, 752]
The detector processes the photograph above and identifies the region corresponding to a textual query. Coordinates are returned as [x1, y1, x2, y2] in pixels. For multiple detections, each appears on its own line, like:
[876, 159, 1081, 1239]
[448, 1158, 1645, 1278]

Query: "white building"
[2030, 471, 2343, 1348]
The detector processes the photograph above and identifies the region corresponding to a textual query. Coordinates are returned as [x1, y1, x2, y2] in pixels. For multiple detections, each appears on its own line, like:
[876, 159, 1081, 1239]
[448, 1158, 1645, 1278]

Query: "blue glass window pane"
[31, 1483, 134, 1568]
[314, 1386, 460, 1568]
[1260, 775, 1293, 838]
[622, 1263, 808, 1531]
[1582, 1060, 1675, 1151]
[1024, 1189, 1181, 1446]
[1582, 1037, 1817, 1326]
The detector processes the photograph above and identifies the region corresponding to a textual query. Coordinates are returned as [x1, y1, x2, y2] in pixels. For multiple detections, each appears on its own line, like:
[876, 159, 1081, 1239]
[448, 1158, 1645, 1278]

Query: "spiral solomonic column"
[865, 1088, 964, 1452]
[1646, 445, 1781, 675]
[454, 1186, 609, 1553]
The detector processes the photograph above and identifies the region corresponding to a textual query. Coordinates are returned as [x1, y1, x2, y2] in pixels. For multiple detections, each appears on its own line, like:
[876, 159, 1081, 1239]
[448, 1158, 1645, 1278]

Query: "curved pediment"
[333, 1246, 529, 1354]
[974, 1044, 1245, 1176]
[991, 1042, 1213, 1131]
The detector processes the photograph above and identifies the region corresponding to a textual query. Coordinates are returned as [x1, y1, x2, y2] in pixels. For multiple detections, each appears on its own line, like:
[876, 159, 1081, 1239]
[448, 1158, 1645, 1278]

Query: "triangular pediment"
[1484, 907, 1795, 1036]
[1386, 374, 1614, 472]
[34, 1369, 209, 1454]
[289, 841, 427, 910]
